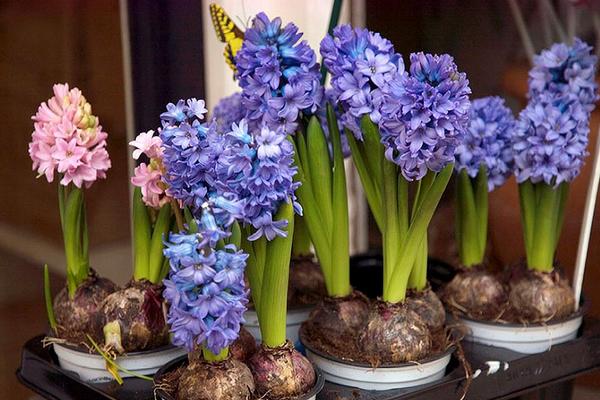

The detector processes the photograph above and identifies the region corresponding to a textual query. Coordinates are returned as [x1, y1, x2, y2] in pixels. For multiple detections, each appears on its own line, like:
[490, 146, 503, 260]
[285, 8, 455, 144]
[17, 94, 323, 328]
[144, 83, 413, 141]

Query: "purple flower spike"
[162, 209, 249, 354]
[236, 12, 323, 134]
[211, 92, 245, 133]
[320, 25, 403, 139]
[215, 119, 301, 241]
[529, 38, 598, 110]
[514, 39, 597, 186]
[159, 99, 221, 214]
[455, 96, 516, 191]
[378, 52, 472, 181]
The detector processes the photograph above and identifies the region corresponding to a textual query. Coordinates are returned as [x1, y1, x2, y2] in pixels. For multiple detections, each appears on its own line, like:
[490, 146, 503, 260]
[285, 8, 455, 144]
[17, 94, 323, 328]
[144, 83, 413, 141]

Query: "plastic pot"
[244, 307, 312, 345]
[458, 309, 584, 354]
[53, 342, 186, 383]
[302, 338, 454, 390]
[153, 355, 325, 400]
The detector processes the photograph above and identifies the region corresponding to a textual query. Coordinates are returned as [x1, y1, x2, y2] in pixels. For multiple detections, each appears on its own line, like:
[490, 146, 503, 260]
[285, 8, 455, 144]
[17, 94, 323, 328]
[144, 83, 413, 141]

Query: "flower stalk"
[292, 110, 351, 298]
[132, 187, 172, 284]
[456, 168, 489, 267]
[519, 182, 569, 272]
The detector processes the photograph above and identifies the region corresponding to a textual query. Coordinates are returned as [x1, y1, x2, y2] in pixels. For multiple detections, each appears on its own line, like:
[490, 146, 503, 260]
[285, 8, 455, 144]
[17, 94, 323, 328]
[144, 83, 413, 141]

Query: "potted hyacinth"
[445, 39, 597, 354]
[299, 25, 471, 390]
[29, 84, 117, 351]
[215, 119, 322, 398]
[155, 204, 256, 400]
[211, 11, 329, 343]
[441, 96, 515, 319]
[51, 131, 187, 383]
[152, 97, 322, 399]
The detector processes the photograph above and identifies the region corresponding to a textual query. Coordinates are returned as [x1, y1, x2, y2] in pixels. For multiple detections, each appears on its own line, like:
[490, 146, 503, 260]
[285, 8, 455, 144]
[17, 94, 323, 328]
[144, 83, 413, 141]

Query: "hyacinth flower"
[234, 12, 329, 304]
[215, 120, 316, 398]
[28, 83, 116, 344]
[319, 26, 471, 364]
[91, 132, 175, 356]
[510, 39, 598, 322]
[442, 97, 515, 319]
[161, 206, 256, 400]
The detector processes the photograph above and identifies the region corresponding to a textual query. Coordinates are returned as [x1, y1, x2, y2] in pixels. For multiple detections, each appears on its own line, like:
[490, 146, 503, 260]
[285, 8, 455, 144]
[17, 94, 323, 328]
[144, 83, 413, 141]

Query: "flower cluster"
[514, 98, 590, 184]
[236, 12, 323, 134]
[379, 53, 472, 180]
[320, 25, 403, 139]
[528, 38, 597, 110]
[455, 97, 515, 191]
[29, 83, 111, 188]
[514, 39, 598, 185]
[215, 119, 301, 240]
[162, 210, 248, 354]
[160, 99, 221, 213]
[212, 92, 245, 133]
[129, 130, 169, 208]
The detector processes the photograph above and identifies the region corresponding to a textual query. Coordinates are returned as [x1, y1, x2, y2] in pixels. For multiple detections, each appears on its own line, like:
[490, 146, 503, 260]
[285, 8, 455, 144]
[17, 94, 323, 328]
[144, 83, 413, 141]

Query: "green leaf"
[64, 187, 85, 297]
[291, 138, 333, 290]
[132, 187, 151, 281]
[385, 164, 453, 302]
[149, 202, 172, 284]
[229, 221, 242, 249]
[291, 214, 312, 257]
[43, 264, 57, 332]
[529, 183, 561, 272]
[259, 202, 295, 348]
[360, 116, 384, 195]
[554, 182, 569, 250]
[382, 159, 400, 293]
[306, 117, 334, 230]
[456, 170, 480, 266]
[474, 166, 489, 262]
[328, 104, 351, 297]
[346, 128, 384, 230]
[184, 207, 198, 233]
[518, 181, 536, 264]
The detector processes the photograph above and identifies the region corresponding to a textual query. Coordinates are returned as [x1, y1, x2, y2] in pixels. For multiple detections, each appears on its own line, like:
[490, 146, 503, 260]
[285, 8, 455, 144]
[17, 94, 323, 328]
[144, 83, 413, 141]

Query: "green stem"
[329, 104, 351, 297]
[63, 187, 87, 297]
[149, 203, 172, 284]
[259, 202, 294, 348]
[291, 138, 333, 291]
[382, 160, 400, 296]
[346, 129, 384, 230]
[132, 187, 151, 281]
[554, 182, 569, 250]
[529, 183, 561, 271]
[385, 164, 453, 303]
[474, 167, 489, 262]
[292, 215, 312, 257]
[407, 235, 428, 290]
[202, 346, 229, 362]
[44, 264, 57, 332]
[456, 170, 481, 266]
[518, 181, 536, 265]
[171, 199, 184, 232]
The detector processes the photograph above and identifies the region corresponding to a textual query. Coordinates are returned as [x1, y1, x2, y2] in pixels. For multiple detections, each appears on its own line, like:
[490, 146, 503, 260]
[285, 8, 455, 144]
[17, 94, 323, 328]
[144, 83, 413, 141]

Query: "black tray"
[16, 319, 600, 400]
[17, 254, 600, 399]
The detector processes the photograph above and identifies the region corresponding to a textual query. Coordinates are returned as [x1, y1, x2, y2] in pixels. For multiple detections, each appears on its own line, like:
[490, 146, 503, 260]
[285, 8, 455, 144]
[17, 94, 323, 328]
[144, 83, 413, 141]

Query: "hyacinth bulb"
[53, 270, 117, 344]
[247, 342, 316, 398]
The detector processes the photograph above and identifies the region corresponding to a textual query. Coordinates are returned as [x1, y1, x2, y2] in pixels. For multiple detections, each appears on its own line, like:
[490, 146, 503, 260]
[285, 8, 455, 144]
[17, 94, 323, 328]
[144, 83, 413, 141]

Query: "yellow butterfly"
[209, 3, 245, 75]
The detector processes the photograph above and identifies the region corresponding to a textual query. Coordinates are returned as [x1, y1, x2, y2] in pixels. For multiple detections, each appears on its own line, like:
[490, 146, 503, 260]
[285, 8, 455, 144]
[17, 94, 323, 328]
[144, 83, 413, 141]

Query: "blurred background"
[1, 0, 600, 398]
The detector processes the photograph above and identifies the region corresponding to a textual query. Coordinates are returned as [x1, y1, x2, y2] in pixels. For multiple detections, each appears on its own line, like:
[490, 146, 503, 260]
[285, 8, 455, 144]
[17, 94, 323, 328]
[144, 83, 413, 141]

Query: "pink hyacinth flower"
[129, 130, 163, 160]
[29, 83, 111, 188]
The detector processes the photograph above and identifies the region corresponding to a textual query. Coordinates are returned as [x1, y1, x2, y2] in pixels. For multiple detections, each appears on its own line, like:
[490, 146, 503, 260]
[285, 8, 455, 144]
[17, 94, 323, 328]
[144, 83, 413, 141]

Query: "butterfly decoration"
[209, 3, 245, 76]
